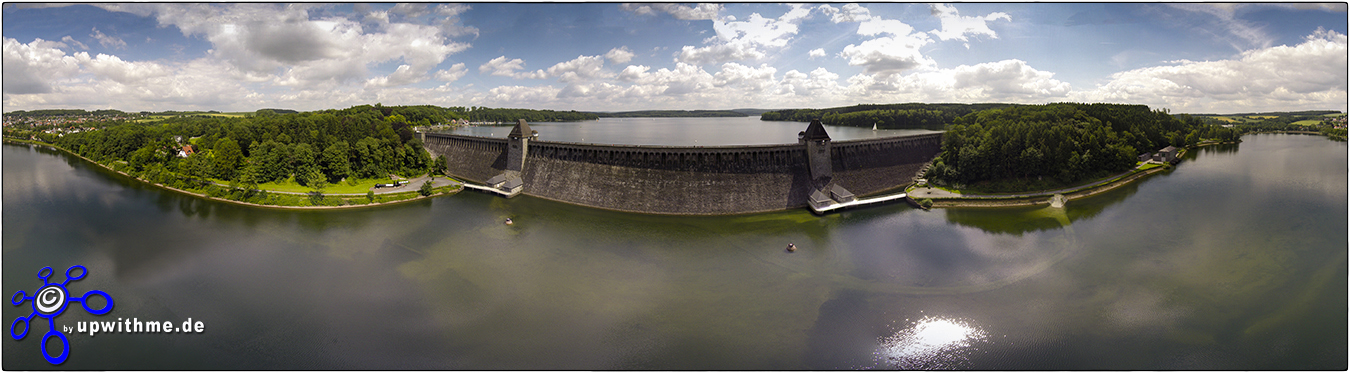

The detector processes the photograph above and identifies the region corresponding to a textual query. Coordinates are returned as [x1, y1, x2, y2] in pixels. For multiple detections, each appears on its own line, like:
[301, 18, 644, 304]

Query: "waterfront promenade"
[908, 162, 1172, 208]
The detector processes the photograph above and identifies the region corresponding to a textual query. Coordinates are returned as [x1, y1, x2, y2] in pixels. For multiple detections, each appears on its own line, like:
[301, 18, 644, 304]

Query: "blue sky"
[2, 3, 1346, 114]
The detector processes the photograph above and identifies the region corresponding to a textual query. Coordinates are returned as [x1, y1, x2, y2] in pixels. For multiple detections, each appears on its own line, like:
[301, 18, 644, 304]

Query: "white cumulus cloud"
[93, 3, 470, 89]
[840, 32, 935, 75]
[480, 56, 528, 77]
[817, 4, 872, 23]
[3, 38, 83, 94]
[535, 55, 611, 83]
[433, 63, 468, 82]
[676, 4, 812, 66]
[619, 3, 723, 20]
[605, 47, 635, 64]
[837, 5, 937, 76]
[678, 43, 766, 66]
[76, 53, 172, 85]
[842, 59, 1069, 103]
[1070, 28, 1348, 113]
[928, 4, 1011, 43]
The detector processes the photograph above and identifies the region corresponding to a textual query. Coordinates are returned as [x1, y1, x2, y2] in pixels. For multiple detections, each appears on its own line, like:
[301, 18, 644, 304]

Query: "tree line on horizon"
[759, 103, 1018, 129]
[447, 106, 598, 122]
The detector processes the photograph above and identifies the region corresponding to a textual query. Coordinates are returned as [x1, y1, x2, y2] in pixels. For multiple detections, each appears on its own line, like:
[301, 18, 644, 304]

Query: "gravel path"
[367, 175, 459, 195]
[207, 174, 462, 196]
[909, 163, 1154, 200]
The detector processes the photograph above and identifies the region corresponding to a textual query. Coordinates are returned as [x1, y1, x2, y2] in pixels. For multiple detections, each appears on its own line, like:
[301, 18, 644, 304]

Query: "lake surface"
[446, 116, 940, 145]
[3, 132, 1345, 370]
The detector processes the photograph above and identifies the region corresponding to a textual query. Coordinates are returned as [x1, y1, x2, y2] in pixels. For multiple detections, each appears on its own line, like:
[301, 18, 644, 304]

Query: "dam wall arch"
[423, 131, 942, 215]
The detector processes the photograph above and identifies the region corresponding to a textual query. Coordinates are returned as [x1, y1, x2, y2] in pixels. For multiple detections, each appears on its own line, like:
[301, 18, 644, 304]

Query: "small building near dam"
[422, 119, 943, 215]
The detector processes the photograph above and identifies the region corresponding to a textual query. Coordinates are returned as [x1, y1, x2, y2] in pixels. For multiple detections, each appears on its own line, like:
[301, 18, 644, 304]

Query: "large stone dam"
[423, 120, 943, 215]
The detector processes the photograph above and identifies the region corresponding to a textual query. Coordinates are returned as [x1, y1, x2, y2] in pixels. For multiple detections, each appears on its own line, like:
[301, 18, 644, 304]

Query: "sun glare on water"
[875, 316, 989, 369]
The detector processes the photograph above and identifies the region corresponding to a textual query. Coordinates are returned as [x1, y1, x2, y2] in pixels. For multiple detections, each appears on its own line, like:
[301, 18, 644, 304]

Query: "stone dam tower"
[424, 120, 943, 215]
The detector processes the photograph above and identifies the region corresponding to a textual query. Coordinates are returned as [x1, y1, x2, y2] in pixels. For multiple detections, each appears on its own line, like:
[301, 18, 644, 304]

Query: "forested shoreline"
[50, 105, 442, 189]
[4, 102, 1342, 200]
[923, 103, 1238, 191]
[0, 104, 560, 207]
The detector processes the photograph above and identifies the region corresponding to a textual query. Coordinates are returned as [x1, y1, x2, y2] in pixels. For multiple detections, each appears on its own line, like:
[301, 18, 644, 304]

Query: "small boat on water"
[505, 218, 514, 225]
[872, 123, 878, 131]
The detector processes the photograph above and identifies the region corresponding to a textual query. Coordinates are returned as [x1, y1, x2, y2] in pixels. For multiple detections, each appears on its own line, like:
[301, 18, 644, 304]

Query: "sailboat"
[872, 122, 877, 131]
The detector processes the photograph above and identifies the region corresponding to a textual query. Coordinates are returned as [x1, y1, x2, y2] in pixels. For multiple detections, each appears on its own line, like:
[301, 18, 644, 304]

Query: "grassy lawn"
[207, 175, 418, 194]
[1138, 162, 1163, 171]
[205, 112, 249, 118]
[933, 164, 1157, 196]
[136, 113, 249, 123]
[1291, 119, 1323, 126]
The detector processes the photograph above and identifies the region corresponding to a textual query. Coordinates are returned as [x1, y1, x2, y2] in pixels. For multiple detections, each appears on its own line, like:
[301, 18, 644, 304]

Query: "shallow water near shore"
[3, 132, 1345, 369]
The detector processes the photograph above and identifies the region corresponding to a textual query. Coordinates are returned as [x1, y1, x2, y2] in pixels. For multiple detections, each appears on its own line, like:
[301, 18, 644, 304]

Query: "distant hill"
[1190, 110, 1341, 117]
[4, 109, 130, 117]
[1188, 110, 1344, 127]
[761, 103, 1019, 129]
[730, 108, 772, 116]
[590, 110, 749, 118]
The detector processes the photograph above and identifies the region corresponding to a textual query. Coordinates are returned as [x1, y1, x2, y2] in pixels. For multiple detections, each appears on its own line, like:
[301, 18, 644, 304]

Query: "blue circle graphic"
[79, 290, 114, 315]
[64, 266, 86, 283]
[10, 316, 29, 340]
[41, 328, 69, 365]
[10, 265, 113, 365]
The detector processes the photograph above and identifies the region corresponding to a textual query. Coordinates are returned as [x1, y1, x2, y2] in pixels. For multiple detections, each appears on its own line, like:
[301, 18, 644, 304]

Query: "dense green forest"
[925, 103, 1237, 190]
[48, 105, 452, 191]
[590, 110, 748, 118]
[760, 103, 1016, 129]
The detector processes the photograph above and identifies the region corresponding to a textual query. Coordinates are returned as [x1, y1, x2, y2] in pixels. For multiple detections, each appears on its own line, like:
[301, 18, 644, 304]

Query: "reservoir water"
[2, 122, 1345, 369]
